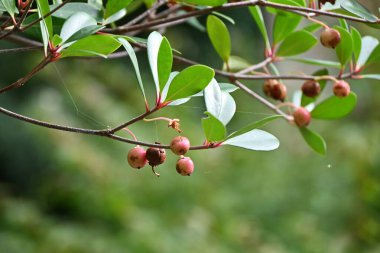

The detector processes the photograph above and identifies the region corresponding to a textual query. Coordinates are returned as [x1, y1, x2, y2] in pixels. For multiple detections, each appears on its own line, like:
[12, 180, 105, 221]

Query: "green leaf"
[248, 6, 270, 49]
[177, 0, 227, 6]
[350, 26, 361, 63]
[276, 30, 317, 56]
[60, 12, 98, 44]
[299, 127, 326, 155]
[51, 34, 63, 47]
[301, 69, 328, 107]
[311, 92, 357, 119]
[202, 112, 227, 142]
[219, 83, 238, 93]
[207, 15, 231, 63]
[105, 0, 133, 19]
[357, 36, 379, 68]
[360, 74, 380, 80]
[0, 0, 16, 17]
[211, 11, 235, 25]
[226, 115, 282, 140]
[204, 79, 236, 125]
[61, 35, 121, 58]
[365, 44, 380, 66]
[341, 0, 378, 22]
[64, 25, 104, 44]
[334, 26, 353, 67]
[50, 3, 102, 22]
[273, 12, 302, 44]
[102, 9, 127, 25]
[36, 0, 53, 55]
[164, 65, 215, 102]
[118, 38, 147, 102]
[222, 56, 251, 72]
[223, 129, 279, 151]
[157, 37, 173, 93]
[287, 57, 340, 68]
[339, 18, 349, 30]
[147, 31, 163, 96]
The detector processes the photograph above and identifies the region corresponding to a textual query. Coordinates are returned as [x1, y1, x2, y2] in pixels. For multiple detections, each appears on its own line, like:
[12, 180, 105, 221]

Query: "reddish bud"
[176, 156, 194, 176]
[333, 80, 351, 97]
[127, 146, 147, 169]
[302, 80, 321, 97]
[293, 107, 311, 128]
[320, 28, 341, 49]
[146, 147, 166, 167]
[170, 136, 190, 155]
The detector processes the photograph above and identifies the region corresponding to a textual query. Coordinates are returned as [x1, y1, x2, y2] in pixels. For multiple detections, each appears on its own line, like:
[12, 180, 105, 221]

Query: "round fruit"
[270, 82, 287, 101]
[333, 80, 350, 97]
[302, 80, 321, 97]
[127, 146, 147, 169]
[293, 107, 311, 127]
[176, 156, 194, 176]
[263, 79, 278, 97]
[170, 136, 190, 155]
[146, 147, 166, 167]
[320, 28, 341, 49]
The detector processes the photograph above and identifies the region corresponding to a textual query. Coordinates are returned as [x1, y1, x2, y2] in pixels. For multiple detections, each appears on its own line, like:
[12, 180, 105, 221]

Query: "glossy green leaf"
[248, 6, 270, 49]
[177, 0, 227, 6]
[64, 25, 104, 44]
[299, 127, 326, 155]
[360, 74, 380, 80]
[223, 129, 279, 151]
[222, 56, 251, 72]
[105, 0, 133, 19]
[273, 12, 302, 44]
[226, 115, 282, 140]
[339, 19, 349, 30]
[350, 26, 361, 63]
[341, 0, 378, 22]
[204, 80, 236, 126]
[118, 38, 147, 102]
[334, 26, 353, 67]
[164, 65, 215, 102]
[61, 35, 121, 58]
[50, 3, 102, 22]
[212, 11, 235, 25]
[219, 83, 238, 93]
[202, 112, 227, 142]
[357, 36, 379, 68]
[311, 92, 357, 119]
[88, 0, 103, 10]
[301, 69, 328, 107]
[158, 37, 173, 92]
[60, 12, 98, 44]
[277, 30, 317, 56]
[287, 57, 340, 68]
[103, 9, 127, 25]
[147, 31, 163, 96]
[51, 34, 63, 47]
[365, 44, 380, 66]
[207, 15, 231, 63]
[36, 0, 53, 55]
[0, 0, 16, 17]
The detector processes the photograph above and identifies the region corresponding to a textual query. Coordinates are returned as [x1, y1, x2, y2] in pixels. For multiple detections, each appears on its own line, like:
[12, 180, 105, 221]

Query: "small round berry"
[146, 147, 166, 167]
[293, 107, 311, 128]
[170, 136, 190, 155]
[176, 156, 194, 176]
[333, 80, 350, 97]
[320, 28, 341, 49]
[263, 79, 279, 97]
[302, 80, 321, 97]
[270, 82, 287, 101]
[127, 146, 147, 169]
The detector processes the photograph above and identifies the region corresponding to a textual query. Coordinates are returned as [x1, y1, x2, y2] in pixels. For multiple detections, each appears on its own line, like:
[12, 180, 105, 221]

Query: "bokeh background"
[1, 2, 380, 253]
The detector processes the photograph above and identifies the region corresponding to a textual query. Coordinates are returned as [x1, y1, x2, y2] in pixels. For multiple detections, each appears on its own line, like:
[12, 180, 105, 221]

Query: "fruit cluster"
[127, 136, 194, 177]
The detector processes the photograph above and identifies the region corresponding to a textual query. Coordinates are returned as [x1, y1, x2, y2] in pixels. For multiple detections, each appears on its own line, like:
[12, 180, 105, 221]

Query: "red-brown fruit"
[270, 82, 287, 101]
[176, 157, 194, 176]
[320, 28, 341, 49]
[146, 147, 166, 167]
[170, 136, 190, 155]
[293, 107, 311, 128]
[127, 146, 147, 169]
[263, 79, 279, 97]
[302, 80, 321, 97]
[333, 80, 351, 97]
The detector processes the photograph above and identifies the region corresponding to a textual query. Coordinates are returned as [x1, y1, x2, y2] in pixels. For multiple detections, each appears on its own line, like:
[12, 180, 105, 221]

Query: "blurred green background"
[1, 3, 380, 253]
